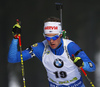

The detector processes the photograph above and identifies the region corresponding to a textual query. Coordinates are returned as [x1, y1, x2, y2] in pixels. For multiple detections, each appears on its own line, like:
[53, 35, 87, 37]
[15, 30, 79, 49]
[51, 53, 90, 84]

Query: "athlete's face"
[45, 33, 62, 49]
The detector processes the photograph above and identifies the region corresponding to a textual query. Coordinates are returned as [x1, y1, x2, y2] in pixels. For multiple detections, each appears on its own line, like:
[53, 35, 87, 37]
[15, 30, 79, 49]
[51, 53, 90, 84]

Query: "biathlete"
[8, 17, 96, 87]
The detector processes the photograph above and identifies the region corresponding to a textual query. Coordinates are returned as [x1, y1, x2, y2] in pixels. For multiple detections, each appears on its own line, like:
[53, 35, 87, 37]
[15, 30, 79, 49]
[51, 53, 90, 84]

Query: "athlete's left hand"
[72, 56, 84, 68]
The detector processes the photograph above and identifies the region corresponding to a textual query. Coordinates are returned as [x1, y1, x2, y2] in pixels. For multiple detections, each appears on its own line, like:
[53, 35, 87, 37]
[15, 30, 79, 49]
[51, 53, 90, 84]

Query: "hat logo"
[45, 26, 58, 30]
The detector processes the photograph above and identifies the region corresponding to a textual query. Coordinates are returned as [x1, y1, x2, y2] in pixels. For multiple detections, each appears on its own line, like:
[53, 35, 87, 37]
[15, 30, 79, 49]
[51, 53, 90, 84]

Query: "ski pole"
[72, 54, 95, 87]
[16, 19, 26, 87]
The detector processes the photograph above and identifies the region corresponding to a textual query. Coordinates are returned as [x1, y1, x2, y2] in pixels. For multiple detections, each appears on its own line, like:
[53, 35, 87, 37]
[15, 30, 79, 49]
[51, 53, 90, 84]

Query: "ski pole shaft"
[72, 54, 95, 87]
[16, 19, 26, 87]
[80, 67, 95, 87]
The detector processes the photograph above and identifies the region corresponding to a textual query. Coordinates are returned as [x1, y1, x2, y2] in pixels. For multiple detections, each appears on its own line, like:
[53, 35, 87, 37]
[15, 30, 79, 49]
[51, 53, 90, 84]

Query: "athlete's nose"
[50, 39, 54, 43]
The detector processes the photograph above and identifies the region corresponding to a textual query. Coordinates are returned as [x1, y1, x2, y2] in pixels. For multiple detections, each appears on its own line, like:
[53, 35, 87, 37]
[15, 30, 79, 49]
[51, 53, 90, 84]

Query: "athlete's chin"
[50, 45, 57, 49]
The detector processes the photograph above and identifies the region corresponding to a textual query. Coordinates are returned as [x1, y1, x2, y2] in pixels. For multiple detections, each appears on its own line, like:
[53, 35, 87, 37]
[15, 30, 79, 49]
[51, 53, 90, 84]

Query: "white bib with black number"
[42, 39, 81, 85]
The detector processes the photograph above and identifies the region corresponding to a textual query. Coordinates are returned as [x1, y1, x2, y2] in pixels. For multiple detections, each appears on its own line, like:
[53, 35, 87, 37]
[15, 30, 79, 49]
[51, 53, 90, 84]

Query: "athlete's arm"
[8, 38, 44, 63]
[67, 42, 96, 72]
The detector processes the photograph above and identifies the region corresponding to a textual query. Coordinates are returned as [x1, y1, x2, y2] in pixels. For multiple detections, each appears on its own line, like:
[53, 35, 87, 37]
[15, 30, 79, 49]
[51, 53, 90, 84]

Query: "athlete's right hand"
[12, 23, 21, 39]
[73, 57, 84, 68]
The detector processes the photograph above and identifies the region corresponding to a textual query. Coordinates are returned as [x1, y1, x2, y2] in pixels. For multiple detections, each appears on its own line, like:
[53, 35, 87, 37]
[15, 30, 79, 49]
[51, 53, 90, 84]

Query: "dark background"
[0, 0, 100, 87]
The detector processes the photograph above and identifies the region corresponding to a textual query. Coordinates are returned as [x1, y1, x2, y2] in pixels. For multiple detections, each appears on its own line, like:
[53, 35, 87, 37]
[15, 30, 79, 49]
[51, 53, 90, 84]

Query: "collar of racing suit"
[49, 38, 64, 55]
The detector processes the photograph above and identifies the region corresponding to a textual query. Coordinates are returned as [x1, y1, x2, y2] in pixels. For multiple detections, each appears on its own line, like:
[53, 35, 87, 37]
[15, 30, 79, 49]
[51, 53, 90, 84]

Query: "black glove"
[12, 23, 21, 39]
[72, 56, 84, 68]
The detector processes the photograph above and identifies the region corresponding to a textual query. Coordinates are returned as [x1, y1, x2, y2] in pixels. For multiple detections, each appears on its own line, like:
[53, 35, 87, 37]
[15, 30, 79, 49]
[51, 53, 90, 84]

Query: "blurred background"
[0, 0, 100, 87]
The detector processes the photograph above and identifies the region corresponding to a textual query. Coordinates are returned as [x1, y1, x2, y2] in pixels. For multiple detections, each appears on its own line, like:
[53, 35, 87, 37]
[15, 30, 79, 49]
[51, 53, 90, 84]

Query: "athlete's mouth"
[51, 44, 55, 46]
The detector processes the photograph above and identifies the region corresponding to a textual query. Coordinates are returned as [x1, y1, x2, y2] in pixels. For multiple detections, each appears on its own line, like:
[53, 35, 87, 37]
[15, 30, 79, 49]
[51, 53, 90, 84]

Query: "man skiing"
[8, 17, 96, 87]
